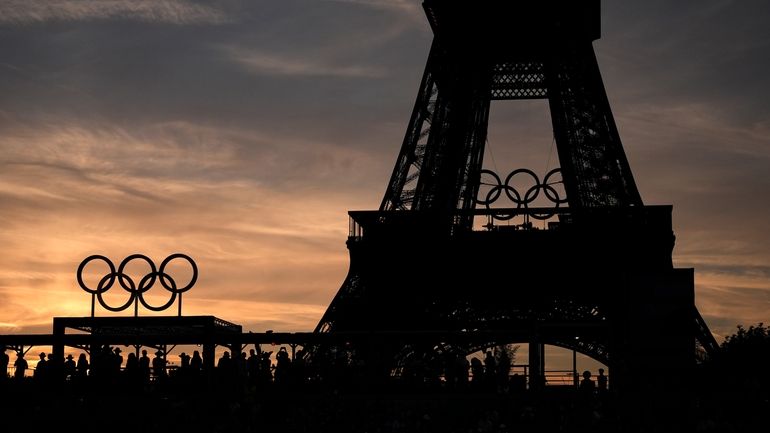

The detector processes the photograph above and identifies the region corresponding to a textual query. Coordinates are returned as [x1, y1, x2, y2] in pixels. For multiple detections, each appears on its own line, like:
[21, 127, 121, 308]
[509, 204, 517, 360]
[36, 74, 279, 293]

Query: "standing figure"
[579, 370, 595, 396]
[76, 353, 89, 379]
[152, 351, 167, 379]
[63, 354, 76, 379]
[247, 349, 259, 384]
[483, 351, 497, 386]
[180, 352, 190, 370]
[597, 368, 608, 393]
[274, 347, 291, 384]
[34, 352, 47, 382]
[259, 352, 273, 385]
[470, 357, 484, 388]
[113, 348, 123, 373]
[125, 352, 138, 381]
[190, 350, 203, 372]
[138, 350, 151, 382]
[496, 350, 511, 389]
[14, 352, 27, 380]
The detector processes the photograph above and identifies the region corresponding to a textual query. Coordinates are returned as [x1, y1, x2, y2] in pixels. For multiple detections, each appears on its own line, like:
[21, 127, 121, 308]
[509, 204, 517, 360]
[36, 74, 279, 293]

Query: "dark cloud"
[0, 0, 428, 146]
[601, 0, 770, 123]
[0, 0, 230, 25]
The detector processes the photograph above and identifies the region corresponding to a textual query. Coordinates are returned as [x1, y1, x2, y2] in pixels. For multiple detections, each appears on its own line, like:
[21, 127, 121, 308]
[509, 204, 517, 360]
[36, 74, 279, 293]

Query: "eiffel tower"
[316, 0, 717, 394]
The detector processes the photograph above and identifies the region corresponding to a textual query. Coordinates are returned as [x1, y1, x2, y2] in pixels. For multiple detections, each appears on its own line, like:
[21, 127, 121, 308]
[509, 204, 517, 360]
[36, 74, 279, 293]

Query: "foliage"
[494, 344, 519, 364]
[720, 323, 770, 366]
[705, 323, 770, 392]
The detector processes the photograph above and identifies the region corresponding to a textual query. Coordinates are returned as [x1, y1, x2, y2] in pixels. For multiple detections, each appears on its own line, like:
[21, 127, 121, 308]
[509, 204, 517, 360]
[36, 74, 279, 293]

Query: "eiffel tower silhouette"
[316, 0, 717, 394]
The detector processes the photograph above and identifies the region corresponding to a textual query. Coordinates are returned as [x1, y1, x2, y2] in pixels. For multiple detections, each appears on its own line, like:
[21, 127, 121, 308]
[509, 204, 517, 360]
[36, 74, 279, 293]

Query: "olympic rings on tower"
[476, 168, 568, 220]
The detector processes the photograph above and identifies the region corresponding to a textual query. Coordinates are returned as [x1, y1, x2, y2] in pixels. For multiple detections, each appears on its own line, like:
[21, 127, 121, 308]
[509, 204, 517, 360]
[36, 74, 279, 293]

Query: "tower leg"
[52, 318, 65, 382]
[529, 341, 544, 390]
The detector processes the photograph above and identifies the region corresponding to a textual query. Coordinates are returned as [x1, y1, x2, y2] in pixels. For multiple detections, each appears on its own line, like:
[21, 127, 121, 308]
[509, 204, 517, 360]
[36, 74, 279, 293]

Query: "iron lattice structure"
[316, 0, 717, 395]
[379, 0, 641, 231]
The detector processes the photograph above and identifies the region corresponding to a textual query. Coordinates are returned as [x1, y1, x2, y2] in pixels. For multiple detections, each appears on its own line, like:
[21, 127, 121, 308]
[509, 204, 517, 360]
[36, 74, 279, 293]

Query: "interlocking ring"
[476, 168, 567, 220]
[77, 254, 197, 314]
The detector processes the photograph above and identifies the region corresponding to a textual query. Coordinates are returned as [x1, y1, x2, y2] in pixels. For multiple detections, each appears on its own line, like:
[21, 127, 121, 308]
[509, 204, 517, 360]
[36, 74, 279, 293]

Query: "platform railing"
[348, 205, 673, 240]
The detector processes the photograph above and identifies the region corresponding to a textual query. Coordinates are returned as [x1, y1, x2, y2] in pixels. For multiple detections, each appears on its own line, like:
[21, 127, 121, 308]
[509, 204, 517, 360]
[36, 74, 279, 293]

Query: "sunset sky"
[1, 0, 769, 346]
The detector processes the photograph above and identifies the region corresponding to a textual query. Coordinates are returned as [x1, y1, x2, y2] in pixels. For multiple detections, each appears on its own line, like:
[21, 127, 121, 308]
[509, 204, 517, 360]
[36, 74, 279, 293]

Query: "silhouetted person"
[597, 368, 607, 393]
[471, 357, 484, 388]
[139, 350, 150, 382]
[14, 352, 27, 380]
[152, 351, 166, 379]
[76, 353, 89, 379]
[190, 350, 203, 372]
[34, 352, 47, 382]
[496, 350, 511, 389]
[217, 351, 231, 369]
[125, 352, 138, 380]
[217, 351, 234, 383]
[580, 370, 595, 396]
[91, 345, 112, 379]
[293, 349, 307, 385]
[259, 352, 273, 385]
[484, 351, 497, 386]
[180, 352, 190, 370]
[113, 348, 123, 373]
[457, 353, 470, 388]
[511, 373, 526, 392]
[216, 351, 235, 388]
[90, 345, 102, 378]
[63, 354, 76, 380]
[237, 352, 248, 380]
[446, 352, 469, 389]
[0, 345, 8, 380]
[46, 353, 62, 382]
[247, 349, 259, 384]
[275, 347, 291, 384]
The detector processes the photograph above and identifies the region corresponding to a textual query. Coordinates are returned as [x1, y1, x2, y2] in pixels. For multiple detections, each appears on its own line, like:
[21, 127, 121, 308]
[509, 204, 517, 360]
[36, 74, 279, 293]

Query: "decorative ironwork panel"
[491, 62, 548, 100]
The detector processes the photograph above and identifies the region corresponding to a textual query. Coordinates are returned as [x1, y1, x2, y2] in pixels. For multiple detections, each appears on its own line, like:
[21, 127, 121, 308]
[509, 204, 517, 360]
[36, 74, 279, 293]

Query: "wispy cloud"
[0, 118, 379, 332]
[323, 0, 425, 27]
[324, 0, 421, 14]
[0, 0, 229, 25]
[220, 45, 386, 78]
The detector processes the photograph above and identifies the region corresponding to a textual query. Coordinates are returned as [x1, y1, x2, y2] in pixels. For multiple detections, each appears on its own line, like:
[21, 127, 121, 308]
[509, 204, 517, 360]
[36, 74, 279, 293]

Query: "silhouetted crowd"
[1, 343, 631, 432]
[3, 345, 575, 393]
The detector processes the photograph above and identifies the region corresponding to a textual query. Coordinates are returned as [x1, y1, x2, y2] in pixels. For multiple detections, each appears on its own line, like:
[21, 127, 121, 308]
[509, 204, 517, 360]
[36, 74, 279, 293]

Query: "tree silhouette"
[721, 323, 770, 356]
[694, 323, 770, 432]
[717, 323, 770, 388]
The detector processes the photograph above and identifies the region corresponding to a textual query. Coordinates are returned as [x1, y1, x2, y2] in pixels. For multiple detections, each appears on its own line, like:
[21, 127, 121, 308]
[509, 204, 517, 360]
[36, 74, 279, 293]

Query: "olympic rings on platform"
[77, 254, 197, 314]
[476, 168, 568, 220]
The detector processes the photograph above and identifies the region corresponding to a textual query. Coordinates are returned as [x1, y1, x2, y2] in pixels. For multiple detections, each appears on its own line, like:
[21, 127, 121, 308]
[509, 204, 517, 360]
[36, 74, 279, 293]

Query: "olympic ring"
[77, 254, 197, 314]
[475, 168, 567, 220]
